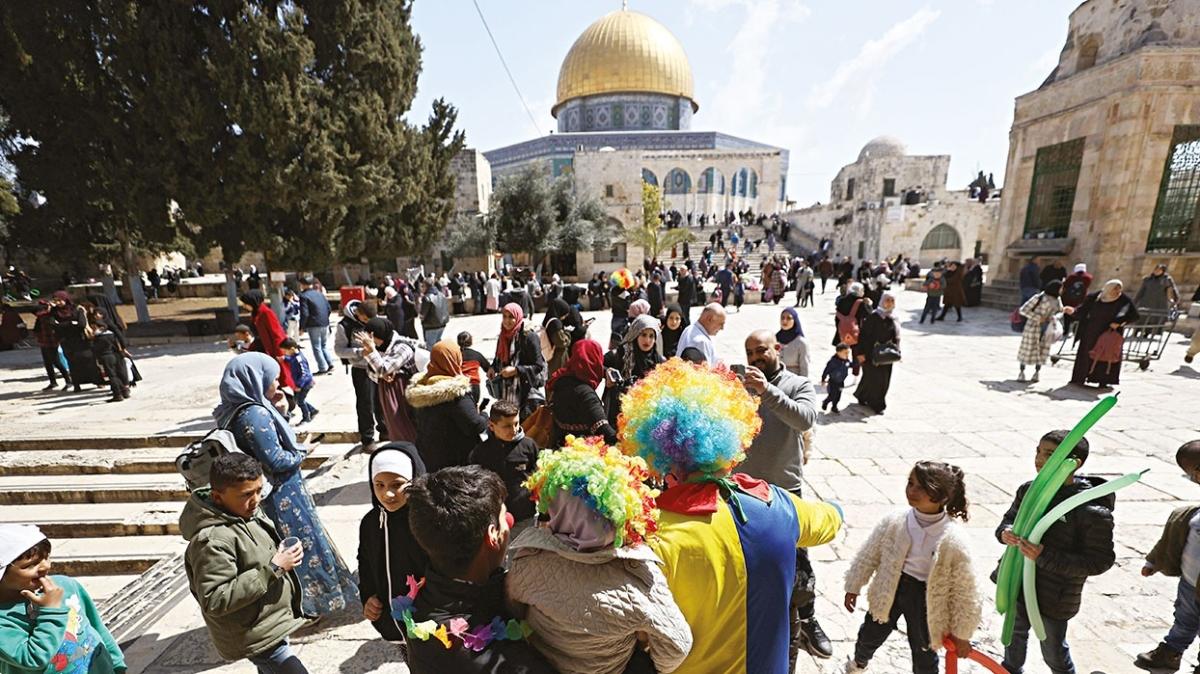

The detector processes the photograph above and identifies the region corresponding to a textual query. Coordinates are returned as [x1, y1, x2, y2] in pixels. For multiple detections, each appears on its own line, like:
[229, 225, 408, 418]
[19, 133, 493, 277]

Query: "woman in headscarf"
[1017, 280, 1072, 383]
[543, 298, 584, 374]
[86, 293, 127, 341]
[239, 290, 296, 390]
[50, 291, 104, 391]
[212, 353, 359, 615]
[1071, 279, 1140, 388]
[1134, 263, 1180, 313]
[777, 307, 809, 377]
[661, 304, 685, 358]
[938, 261, 967, 322]
[548, 339, 617, 448]
[963, 258, 984, 307]
[405, 340, 488, 471]
[854, 292, 900, 415]
[602, 315, 663, 428]
[397, 281, 420, 340]
[491, 303, 547, 418]
[359, 316, 418, 443]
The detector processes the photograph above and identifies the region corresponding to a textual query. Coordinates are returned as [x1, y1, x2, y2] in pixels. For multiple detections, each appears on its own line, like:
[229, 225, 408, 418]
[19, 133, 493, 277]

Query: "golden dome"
[553, 9, 697, 117]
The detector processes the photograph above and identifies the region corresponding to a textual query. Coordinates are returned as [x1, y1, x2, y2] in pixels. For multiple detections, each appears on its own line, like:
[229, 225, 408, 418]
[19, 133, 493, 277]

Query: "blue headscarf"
[212, 352, 300, 453]
[777, 307, 805, 344]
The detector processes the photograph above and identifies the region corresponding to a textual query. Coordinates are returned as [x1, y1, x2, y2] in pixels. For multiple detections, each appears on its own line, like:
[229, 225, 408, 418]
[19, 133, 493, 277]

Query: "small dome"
[858, 136, 907, 162]
[554, 9, 697, 117]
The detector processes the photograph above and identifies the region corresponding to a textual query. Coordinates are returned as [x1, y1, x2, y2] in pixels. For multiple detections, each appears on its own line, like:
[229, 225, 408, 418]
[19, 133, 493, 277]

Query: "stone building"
[396, 148, 494, 276]
[986, 0, 1200, 294]
[482, 6, 789, 278]
[783, 137, 1000, 266]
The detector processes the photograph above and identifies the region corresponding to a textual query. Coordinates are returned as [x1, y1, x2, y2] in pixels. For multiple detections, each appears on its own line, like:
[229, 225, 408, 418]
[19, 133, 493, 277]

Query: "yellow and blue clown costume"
[620, 359, 843, 674]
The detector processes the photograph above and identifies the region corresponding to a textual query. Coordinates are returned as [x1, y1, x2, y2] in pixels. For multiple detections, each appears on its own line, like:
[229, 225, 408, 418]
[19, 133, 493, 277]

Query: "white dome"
[858, 136, 907, 162]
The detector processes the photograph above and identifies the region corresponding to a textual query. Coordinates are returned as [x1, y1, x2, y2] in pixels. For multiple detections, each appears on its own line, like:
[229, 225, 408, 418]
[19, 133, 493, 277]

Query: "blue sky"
[408, 0, 1078, 205]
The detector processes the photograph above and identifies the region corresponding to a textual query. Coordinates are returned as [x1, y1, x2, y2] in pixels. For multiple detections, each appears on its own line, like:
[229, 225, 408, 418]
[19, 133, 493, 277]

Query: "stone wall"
[1045, 0, 1200, 86]
[830, 154, 952, 204]
[987, 46, 1200, 291]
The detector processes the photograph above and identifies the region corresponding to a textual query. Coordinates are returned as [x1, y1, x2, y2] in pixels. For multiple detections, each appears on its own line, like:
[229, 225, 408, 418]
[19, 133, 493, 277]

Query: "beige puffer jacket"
[844, 510, 982, 650]
[506, 526, 693, 674]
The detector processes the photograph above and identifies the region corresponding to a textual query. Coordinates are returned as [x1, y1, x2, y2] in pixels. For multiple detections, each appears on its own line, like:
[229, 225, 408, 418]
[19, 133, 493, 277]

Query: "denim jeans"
[423, 327, 444, 349]
[1002, 605, 1075, 674]
[294, 384, 317, 423]
[247, 641, 308, 674]
[919, 296, 941, 323]
[306, 327, 334, 372]
[1164, 578, 1200, 653]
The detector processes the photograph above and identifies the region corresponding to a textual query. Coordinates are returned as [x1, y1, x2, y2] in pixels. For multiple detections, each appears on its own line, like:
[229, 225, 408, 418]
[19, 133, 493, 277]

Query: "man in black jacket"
[404, 466, 555, 674]
[647, 271, 665, 319]
[995, 430, 1115, 674]
[675, 264, 696, 327]
[298, 276, 335, 374]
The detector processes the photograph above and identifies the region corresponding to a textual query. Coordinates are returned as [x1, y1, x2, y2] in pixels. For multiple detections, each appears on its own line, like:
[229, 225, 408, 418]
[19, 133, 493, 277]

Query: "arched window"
[921, 224, 962, 250]
[734, 168, 750, 197]
[698, 167, 725, 194]
[748, 170, 758, 199]
[664, 168, 691, 195]
[642, 169, 658, 187]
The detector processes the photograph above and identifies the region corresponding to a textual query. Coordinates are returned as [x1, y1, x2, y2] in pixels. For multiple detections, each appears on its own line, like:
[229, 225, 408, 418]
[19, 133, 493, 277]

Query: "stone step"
[0, 473, 191, 505]
[0, 444, 352, 476]
[50, 536, 187, 576]
[0, 431, 359, 452]
[0, 502, 185, 537]
[77, 574, 143, 602]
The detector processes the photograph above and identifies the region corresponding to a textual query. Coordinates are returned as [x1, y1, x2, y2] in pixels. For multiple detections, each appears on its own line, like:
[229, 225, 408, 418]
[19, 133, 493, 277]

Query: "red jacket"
[252, 308, 297, 389]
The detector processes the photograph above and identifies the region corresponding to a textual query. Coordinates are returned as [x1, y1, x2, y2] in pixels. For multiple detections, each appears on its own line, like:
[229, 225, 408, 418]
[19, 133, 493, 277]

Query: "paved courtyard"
[1, 284, 1198, 673]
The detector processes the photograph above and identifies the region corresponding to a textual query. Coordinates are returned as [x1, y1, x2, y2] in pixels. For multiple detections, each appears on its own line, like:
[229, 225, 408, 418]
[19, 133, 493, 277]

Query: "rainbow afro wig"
[618, 359, 762, 478]
[524, 435, 659, 547]
[610, 268, 636, 290]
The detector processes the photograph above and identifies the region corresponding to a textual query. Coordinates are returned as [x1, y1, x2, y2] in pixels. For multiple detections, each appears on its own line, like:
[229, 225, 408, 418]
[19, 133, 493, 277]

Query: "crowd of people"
[7, 242, 1200, 674]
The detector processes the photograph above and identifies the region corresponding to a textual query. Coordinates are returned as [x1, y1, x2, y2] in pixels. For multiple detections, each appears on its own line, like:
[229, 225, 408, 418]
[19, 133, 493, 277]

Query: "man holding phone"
[737, 330, 829, 664]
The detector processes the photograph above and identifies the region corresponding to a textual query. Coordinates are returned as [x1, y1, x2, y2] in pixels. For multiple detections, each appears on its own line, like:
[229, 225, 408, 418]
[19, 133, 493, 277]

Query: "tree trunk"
[224, 268, 239, 315]
[120, 236, 151, 323]
[262, 250, 286, 326]
[341, 264, 353, 286]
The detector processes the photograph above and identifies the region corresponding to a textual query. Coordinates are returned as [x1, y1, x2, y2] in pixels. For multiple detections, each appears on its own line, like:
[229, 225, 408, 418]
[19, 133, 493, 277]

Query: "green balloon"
[994, 395, 1117, 613]
[1023, 470, 1146, 641]
[996, 459, 1077, 620]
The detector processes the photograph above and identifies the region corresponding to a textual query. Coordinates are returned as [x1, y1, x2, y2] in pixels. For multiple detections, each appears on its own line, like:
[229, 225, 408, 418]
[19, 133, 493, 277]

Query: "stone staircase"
[0, 435, 356, 599]
[661, 221, 806, 282]
[981, 278, 1021, 310]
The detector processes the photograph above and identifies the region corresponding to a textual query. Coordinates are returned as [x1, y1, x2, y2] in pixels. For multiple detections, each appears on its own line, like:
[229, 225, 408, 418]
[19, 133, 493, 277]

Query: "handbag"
[871, 341, 902, 366]
[522, 404, 554, 448]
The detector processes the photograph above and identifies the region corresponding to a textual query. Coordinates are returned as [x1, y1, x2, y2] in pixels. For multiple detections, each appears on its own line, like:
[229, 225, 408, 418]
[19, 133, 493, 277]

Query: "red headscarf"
[496, 302, 524, 363]
[547, 339, 605, 393]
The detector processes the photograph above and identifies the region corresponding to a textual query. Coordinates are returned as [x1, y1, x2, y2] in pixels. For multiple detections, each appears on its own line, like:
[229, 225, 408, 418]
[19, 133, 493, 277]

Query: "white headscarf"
[0, 524, 46, 576]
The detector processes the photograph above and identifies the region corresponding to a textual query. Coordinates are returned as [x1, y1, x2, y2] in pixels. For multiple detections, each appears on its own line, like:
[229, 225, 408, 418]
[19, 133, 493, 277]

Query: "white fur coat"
[843, 510, 982, 650]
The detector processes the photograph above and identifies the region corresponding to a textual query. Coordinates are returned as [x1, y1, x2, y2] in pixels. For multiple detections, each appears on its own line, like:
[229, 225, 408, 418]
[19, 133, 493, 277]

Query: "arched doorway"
[698, 167, 726, 219]
[920, 224, 963, 265]
[642, 168, 658, 187]
[663, 167, 692, 216]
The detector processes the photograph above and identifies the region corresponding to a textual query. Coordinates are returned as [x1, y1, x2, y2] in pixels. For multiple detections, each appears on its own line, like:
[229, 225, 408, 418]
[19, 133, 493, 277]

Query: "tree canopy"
[0, 0, 463, 283]
[490, 167, 612, 262]
[627, 181, 692, 263]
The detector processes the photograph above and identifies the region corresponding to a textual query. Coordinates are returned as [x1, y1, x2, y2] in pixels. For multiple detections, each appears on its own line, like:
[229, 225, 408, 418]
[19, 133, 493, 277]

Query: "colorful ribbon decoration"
[390, 575, 533, 652]
[995, 394, 1117, 645]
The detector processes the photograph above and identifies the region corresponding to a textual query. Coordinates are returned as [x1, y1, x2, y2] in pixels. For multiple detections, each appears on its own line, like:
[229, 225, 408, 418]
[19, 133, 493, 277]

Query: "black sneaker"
[798, 618, 833, 659]
[1134, 643, 1181, 671]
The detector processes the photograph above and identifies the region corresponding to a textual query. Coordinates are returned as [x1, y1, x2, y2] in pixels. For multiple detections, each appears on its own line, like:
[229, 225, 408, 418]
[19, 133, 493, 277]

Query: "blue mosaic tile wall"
[556, 93, 693, 133]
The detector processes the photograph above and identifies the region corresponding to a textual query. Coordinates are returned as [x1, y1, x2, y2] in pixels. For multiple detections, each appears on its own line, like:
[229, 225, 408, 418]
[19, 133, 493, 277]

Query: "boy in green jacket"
[0, 524, 125, 674]
[181, 453, 310, 673]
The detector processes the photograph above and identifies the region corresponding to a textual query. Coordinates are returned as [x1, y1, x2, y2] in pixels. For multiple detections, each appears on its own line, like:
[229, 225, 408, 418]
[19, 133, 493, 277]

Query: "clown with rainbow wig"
[506, 436, 693, 674]
[619, 359, 843, 674]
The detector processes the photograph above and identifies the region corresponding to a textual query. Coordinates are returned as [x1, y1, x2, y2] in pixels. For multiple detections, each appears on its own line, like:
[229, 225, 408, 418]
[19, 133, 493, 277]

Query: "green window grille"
[921, 224, 962, 250]
[1023, 137, 1085, 239]
[1146, 125, 1200, 254]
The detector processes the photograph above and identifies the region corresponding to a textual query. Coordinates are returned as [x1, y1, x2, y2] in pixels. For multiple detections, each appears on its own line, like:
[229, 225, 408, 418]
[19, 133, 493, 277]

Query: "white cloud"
[807, 7, 941, 116]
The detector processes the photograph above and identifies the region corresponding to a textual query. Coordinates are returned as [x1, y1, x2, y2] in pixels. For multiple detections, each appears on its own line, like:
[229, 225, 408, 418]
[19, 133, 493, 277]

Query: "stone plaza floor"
[1, 284, 1197, 673]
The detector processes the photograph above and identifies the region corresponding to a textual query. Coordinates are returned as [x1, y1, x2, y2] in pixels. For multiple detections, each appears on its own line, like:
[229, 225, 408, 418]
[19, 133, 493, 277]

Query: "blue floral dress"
[232, 405, 359, 615]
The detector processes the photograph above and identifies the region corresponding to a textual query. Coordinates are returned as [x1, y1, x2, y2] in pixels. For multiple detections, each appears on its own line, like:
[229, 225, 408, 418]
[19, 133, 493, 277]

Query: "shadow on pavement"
[979, 379, 1032, 393]
[1168, 366, 1200, 380]
[1036, 384, 1106, 402]
[339, 640, 408, 673]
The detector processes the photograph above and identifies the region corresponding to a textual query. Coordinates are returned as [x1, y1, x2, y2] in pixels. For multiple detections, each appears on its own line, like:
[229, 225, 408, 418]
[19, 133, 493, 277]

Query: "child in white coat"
[843, 461, 982, 673]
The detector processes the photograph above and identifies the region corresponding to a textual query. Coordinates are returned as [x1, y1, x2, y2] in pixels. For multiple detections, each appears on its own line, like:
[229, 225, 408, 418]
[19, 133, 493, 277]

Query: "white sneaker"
[843, 656, 867, 673]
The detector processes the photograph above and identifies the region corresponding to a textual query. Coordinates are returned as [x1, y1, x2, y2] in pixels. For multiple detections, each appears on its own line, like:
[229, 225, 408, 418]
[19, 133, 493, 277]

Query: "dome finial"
[622, 0, 629, 9]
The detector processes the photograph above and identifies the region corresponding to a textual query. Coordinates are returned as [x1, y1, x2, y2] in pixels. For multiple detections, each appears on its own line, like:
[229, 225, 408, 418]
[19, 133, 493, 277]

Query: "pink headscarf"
[497, 302, 525, 363]
[628, 299, 651, 319]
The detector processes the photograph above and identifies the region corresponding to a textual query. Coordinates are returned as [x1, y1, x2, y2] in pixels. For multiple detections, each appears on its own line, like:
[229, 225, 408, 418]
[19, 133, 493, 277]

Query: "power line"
[472, 0, 543, 137]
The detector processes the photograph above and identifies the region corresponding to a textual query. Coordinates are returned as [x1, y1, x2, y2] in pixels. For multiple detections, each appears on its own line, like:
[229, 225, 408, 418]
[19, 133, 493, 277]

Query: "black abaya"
[1071, 292, 1139, 386]
[854, 310, 898, 413]
[54, 313, 104, 387]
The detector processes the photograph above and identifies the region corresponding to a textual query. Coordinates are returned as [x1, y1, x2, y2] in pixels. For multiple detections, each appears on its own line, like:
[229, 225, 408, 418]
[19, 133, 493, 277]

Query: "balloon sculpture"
[994, 394, 1145, 645]
[943, 638, 1007, 674]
